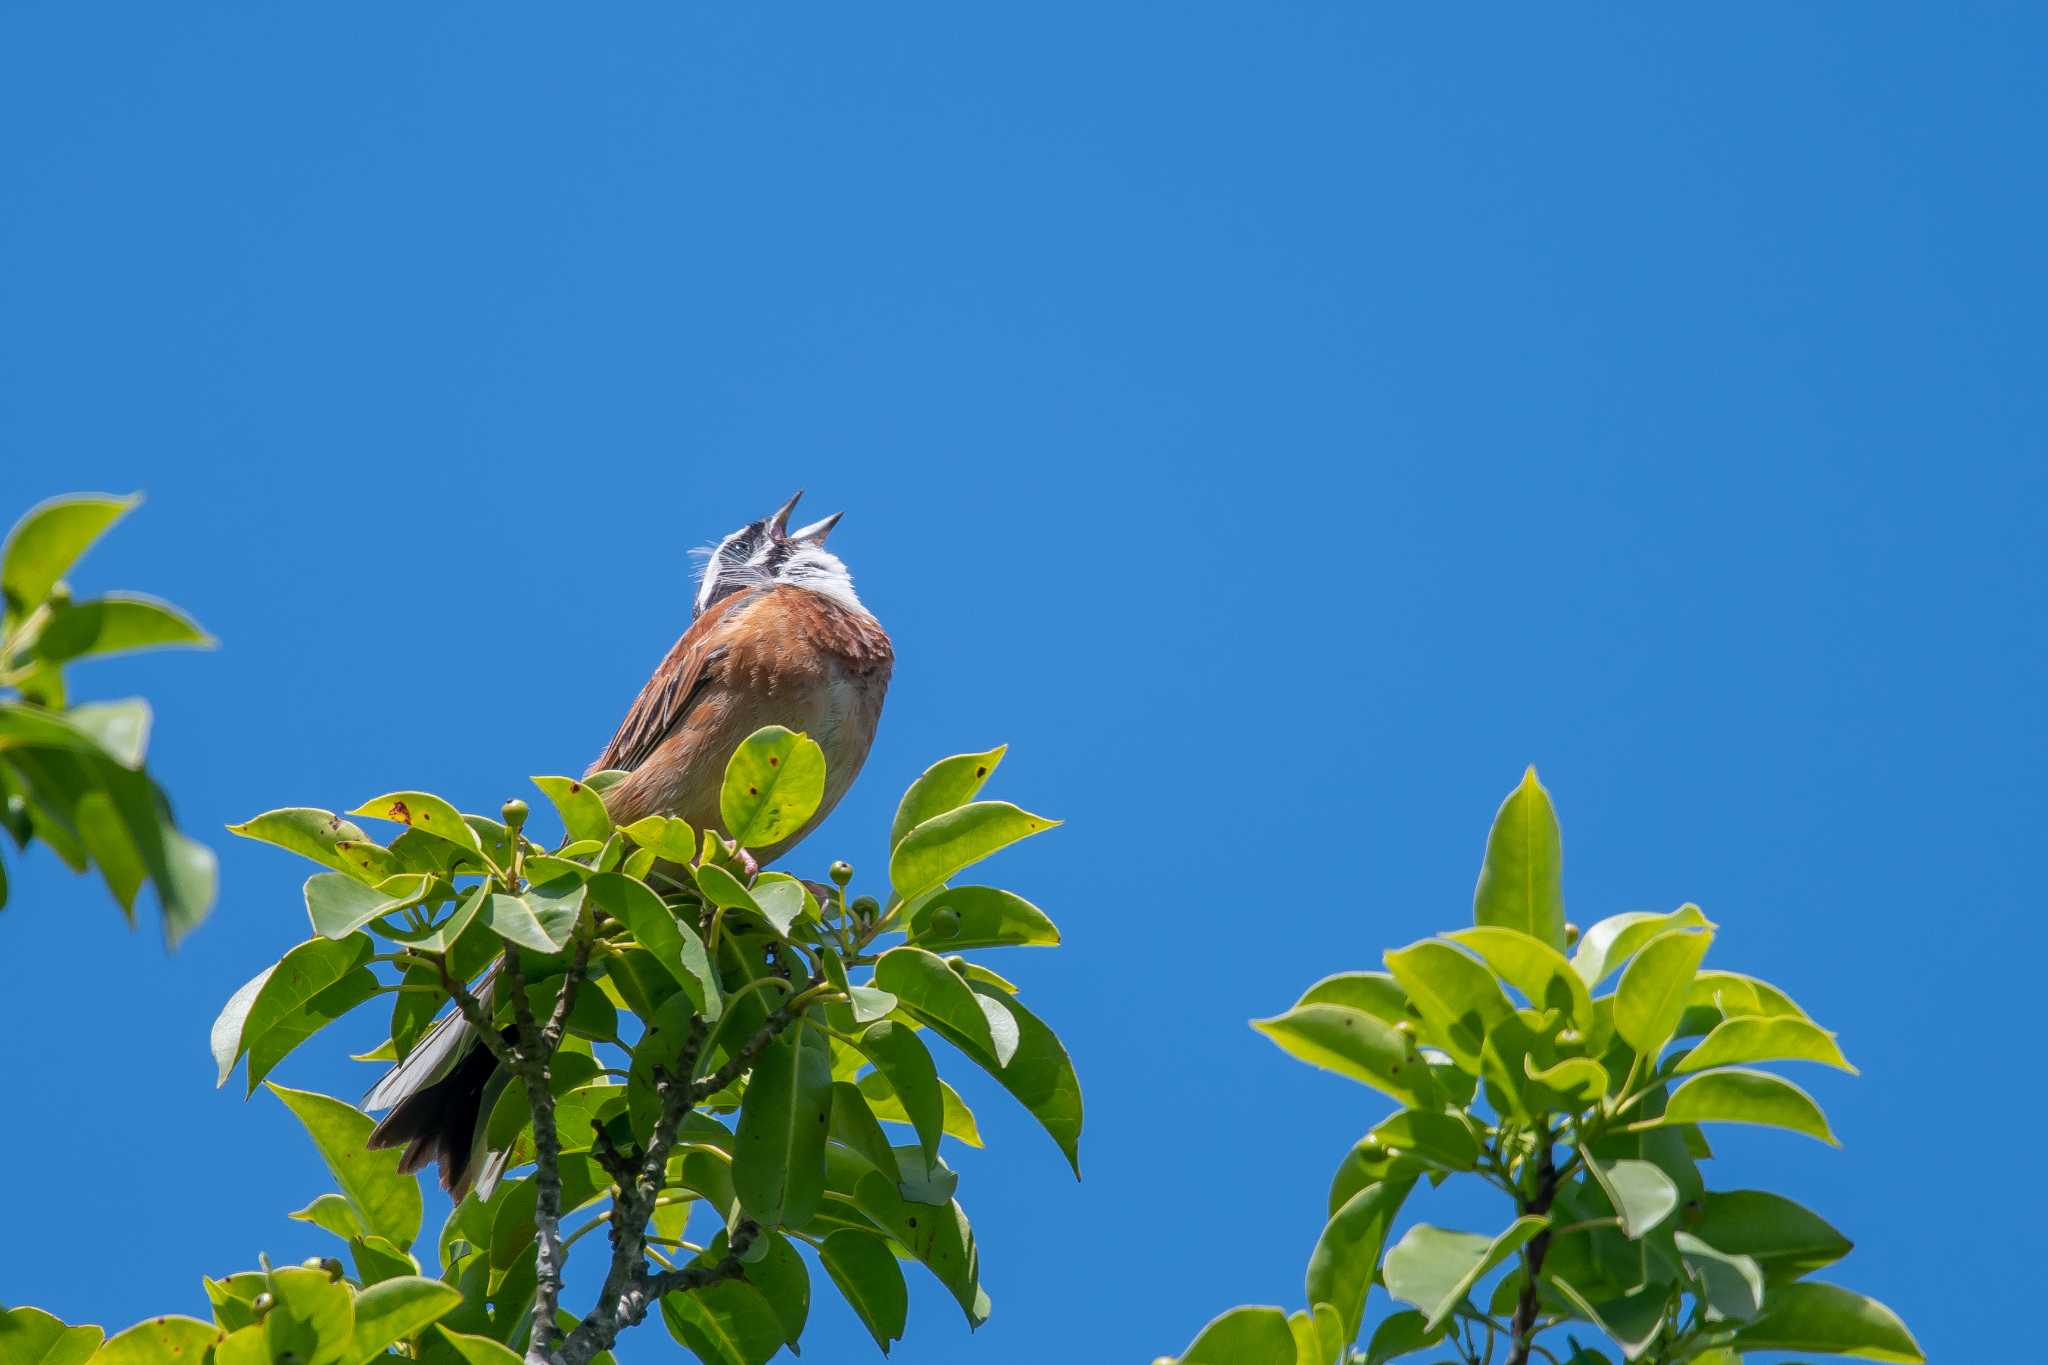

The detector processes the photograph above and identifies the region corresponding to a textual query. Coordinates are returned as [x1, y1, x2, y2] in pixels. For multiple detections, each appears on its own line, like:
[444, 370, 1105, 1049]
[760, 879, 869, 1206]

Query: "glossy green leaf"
[1676, 1014, 1855, 1074]
[290, 1192, 365, 1243]
[434, 1326, 524, 1365]
[905, 884, 1060, 949]
[1294, 971, 1409, 1024]
[303, 871, 434, 940]
[229, 808, 400, 884]
[269, 1083, 423, 1249]
[263, 1265, 354, 1365]
[1372, 1109, 1482, 1173]
[854, 1019, 944, 1172]
[889, 799, 1059, 901]
[348, 792, 483, 863]
[914, 982, 1082, 1174]
[586, 872, 719, 1019]
[1591, 1158, 1679, 1239]
[874, 946, 996, 1054]
[1673, 1231, 1764, 1321]
[1472, 765, 1565, 950]
[720, 725, 827, 850]
[0, 1306, 103, 1365]
[212, 934, 373, 1085]
[480, 886, 579, 953]
[1, 492, 136, 621]
[1664, 1067, 1837, 1144]
[1687, 970, 1810, 1021]
[890, 745, 1006, 849]
[1613, 926, 1714, 1057]
[1571, 904, 1713, 986]
[1545, 1277, 1669, 1361]
[751, 874, 809, 935]
[693, 861, 760, 912]
[828, 1079, 900, 1178]
[1522, 1054, 1609, 1107]
[1383, 940, 1514, 1070]
[818, 1229, 908, 1354]
[34, 593, 211, 663]
[1251, 1003, 1443, 1109]
[1731, 1282, 1925, 1362]
[530, 774, 612, 844]
[1362, 1310, 1446, 1365]
[733, 1022, 832, 1229]
[1446, 925, 1592, 1026]
[91, 1315, 219, 1365]
[620, 813, 695, 861]
[342, 1276, 461, 1365]
[1173, 1305, 1298, 1365]
[1383, 1216, 1547, 1330]
[857, 1070, 983, 1147]
[1306, 1177, 1415, 1341]
[1286, 1308, 1335, 1365]
[1689, 1189, 1853, 1280]
[660, 1274, 785, 1365]
[848, 1168, 987, 1326]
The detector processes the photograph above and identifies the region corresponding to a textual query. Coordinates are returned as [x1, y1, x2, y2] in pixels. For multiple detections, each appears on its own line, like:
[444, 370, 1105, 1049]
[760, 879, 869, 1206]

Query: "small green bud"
[1356, 1138, 1384, 1160]
[946, 955, 969, 975]
[250, 1292, 275, 1318]
[927, 907, 961, 939]
[1563, 921, 1581, 947]
[849, 895, 880, 920]
[1393, 1019, 1417, 1037]
[501, 798, 529, 830]
[1556, 1027, 1584, 1048]
[828, 860, 854, 887]
[47, 582, 71, 608]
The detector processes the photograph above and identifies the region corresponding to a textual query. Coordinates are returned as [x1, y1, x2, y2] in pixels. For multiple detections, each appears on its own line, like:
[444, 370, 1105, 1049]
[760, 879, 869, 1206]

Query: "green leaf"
[480, 886, 580, 953]
[587, 872, 720, 1018]
[847, 1168, 988, 1326]
[530, 775, 613, 845]
[1688, 1189, 1853, 1281]
[1, 492, 136, 622]
[91, 1315, 219, 1365]
[1472, 765, 1565, 950]
[1362, 1310, 1446, 1365]
[889, 800, 1060, 901]
[905, 884, 1060, 949]
[890, 745, 1006, 850]
[1444, 925, 1592, 1026]
[857, 1070, 983, 1147]
[854, 1020, 944, 1173]
[620, 813, 695, 862]
[1383, 940, 1514, 1071]
[0, 1306, 103, 1365]
[1383, 1216, 1548, 1330]
[733, 1022, 833, 1229]
[1612, 927, 1714, 1058]
[33, 593, 211, 663]
[751, 874, 810, 935]
[1688, 969, 1810, 1020]
[1673, 1231, 1765, 1321]
[263, 1265, 354, 1365]
[720, 725, 828, 850]
[693, 860, 761, 912]
[1172, 1306, 1298, 1365]
[1294, 971, 1410, 1023]
[1545, 1277, 1669, 1361]
[434, 1326, 524, 1365]
[829, 1080, 901, 1177]
[1306, 1177, 1415, 1342]
[269, 1083, 424, 1249]
[818, 1229, 908, 1354]
[873, 946, 997, 1055]
[291, 1192, 366, 1243]
[906, 981, 1083, 1174]
[1251, 1004, 1443, 1109]
[1731, 1282, 1925, 1362]
[303, 871, 435, 939]
[229, 808, 401, 884]
[1522, 1054, 1609, 1107]
[1663, 1068, 1837, 1145]
[1571, 904, 1714, 986]
[1676, 1015, 1855, 1074]
[343, 1277, 461, 1365]
[211, 934, 373, 1086]
[347, 792, 484, 864]
[1374, 1109, 1483, 1173]
[1590, 1158, 1679, 1239]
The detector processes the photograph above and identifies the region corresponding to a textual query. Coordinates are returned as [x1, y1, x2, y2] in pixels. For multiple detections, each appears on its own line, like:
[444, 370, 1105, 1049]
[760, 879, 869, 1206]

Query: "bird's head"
[693, 491, 861, 617]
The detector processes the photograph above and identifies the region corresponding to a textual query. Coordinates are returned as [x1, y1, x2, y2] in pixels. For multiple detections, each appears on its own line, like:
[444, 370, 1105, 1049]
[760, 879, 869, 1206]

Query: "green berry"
[251, 1292, 275, 1318]
[501, 797, 529, 829]
[928, 907, 961, 939]
[828, 860, 854, 886]
[1563, 921, 1581, 947]
[850, 895, 880, 920]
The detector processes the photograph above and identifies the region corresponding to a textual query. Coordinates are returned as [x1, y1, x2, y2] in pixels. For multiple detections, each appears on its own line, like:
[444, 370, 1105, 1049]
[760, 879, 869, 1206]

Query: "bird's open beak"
[767, 490, 804, 537]
[790, 511, 843, 543]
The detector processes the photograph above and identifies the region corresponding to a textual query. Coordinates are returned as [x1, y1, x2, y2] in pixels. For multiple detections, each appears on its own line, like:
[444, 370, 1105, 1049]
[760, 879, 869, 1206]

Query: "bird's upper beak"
[768, 490, 841, 543]
[767, 490, 804, 537]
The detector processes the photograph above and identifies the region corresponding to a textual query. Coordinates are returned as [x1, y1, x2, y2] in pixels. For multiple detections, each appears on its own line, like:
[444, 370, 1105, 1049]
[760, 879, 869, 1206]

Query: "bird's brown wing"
[587, 595, 747, 776]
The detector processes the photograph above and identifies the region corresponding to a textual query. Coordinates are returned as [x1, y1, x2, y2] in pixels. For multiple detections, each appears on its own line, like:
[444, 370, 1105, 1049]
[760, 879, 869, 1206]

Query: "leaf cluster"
[1167, 768, 1923, 1365]
[0, 493, 215, 941]
[84, 728, 1079, 1364]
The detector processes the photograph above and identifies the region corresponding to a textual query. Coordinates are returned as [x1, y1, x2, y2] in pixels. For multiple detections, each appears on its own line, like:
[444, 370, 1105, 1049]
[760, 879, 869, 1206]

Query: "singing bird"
[362, 492, 893, 1197]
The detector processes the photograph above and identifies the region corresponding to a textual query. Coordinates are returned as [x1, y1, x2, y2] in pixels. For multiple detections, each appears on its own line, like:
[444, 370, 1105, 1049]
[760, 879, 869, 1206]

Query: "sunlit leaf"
[720, 725, 827, 851]
[889, 745, 1006, 850]
[1571, 904, 1713, 987]
[1251, 1004, 1443, 1109]
[1383, 940, 1514, 1071]
[530, 775, 613, 845]
[905, 884, 1059, 950]
[1590, 1158, 1679, 1239]
[1171, 1305, 1300, 1365]
[1383, 1217, 1547, 1330]
[1731, 1282, 1925, 1362]
[1662, 1068, 1837, 1145]
[0, 1306, 102, 1365]
[1612, 926, 1714, 1058]
[348, 792, 484, 864]
[889, 800, 1059, 901]
[212, 934, 373, 1086]
[1, 492, 136, 623]
[343, 1276, 461, 1365]
[269, 1083, 423, 1249]
[1305, 1177, 1414, 1342]
[34, 594, 211, 663]
[91, 1315, 218, 1365]
[1676, 1014, 1854, 1074]
[229, 808, 400, 884]
[586, 872, 719, 1019]
[1471, 766, 1564, 950]
[1688, 1189, 1853, 1281]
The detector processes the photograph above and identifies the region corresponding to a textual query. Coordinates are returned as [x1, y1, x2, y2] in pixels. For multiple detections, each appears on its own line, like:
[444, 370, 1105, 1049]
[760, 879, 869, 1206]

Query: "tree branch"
[506, 930, 593, 1365]
[1504, 1132, 1560, 1365]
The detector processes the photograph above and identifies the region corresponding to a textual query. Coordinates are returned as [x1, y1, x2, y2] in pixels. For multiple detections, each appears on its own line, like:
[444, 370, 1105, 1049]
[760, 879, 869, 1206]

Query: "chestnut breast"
[591, 585, 893, 864]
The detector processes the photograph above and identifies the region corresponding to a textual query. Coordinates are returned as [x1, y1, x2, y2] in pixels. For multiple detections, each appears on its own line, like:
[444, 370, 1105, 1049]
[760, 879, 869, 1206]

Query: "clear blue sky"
[2, 5, 2039, 1361]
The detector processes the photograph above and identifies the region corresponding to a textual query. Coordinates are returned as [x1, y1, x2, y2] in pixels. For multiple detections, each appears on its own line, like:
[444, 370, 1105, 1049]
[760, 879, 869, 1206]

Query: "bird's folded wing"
[589, 598, 737, 775]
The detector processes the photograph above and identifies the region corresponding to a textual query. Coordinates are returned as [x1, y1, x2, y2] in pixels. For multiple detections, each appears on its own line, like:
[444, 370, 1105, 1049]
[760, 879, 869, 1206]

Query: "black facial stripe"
[763, 541, 795, 574]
